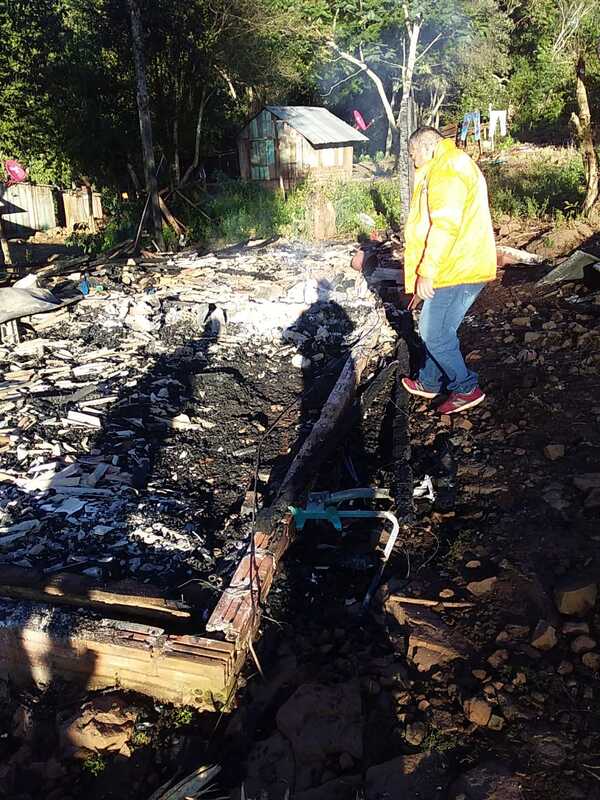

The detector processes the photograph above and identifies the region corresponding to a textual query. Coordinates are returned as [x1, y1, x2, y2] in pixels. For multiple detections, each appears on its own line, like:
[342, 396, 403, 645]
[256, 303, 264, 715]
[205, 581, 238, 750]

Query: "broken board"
[0, 599, 239, 708]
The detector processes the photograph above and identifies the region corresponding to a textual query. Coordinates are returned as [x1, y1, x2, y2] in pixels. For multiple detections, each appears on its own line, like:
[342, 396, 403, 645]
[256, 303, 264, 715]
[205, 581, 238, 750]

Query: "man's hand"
[415, 276, 435, 300]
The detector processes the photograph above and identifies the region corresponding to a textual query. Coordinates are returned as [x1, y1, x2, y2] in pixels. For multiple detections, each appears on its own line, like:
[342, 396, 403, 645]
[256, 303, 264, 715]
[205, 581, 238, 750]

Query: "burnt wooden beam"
[0, 599, 236, 708]
[0, 566, 191, 622]
[207, 312, 388, 644]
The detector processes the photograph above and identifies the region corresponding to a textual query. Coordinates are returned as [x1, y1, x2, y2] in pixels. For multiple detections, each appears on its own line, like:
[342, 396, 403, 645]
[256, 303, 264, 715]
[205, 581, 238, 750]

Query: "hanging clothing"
[489, 109, 507, 139]
[460, 111, 481, 142]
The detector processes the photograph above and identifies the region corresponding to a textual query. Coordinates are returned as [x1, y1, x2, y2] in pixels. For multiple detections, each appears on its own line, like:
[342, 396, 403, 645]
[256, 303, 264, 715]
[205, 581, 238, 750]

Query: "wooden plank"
[0, 599, 236, 708]
[207, 313, 384, 645]
[0, 566, 192, 622]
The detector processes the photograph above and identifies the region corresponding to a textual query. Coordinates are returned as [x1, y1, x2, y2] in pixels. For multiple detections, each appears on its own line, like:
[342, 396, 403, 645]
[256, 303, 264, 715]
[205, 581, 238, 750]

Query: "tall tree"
[508, 0, 600, 214]
[126, 0, 164, 250]
[321, 0, 511, 216]
[551, 0, 599, 213]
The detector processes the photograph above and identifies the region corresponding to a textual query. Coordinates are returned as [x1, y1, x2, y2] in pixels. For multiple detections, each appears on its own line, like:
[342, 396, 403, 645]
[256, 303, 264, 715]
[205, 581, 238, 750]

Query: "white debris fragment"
[292, 354, 311, 369]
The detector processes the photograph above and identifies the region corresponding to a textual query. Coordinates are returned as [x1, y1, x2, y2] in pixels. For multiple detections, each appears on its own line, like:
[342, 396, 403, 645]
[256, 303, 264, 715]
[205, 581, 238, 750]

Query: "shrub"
[186, 180, 290, 245]
[484, 150, 585, 220]
[183, 177, 403, 245]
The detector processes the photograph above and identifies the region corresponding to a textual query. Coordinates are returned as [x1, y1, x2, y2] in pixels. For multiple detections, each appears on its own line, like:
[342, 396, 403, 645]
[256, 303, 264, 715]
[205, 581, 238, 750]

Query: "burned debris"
[0, 239, 395, 703]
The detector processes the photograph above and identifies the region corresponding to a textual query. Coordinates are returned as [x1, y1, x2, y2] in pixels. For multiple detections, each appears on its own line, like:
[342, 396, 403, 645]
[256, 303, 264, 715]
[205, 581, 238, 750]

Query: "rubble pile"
[0, 241, 390, 606]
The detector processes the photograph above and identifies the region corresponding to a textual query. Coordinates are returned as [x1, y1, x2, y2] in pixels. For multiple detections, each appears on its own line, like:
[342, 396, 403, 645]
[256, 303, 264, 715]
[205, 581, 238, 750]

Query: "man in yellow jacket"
[401, 127, 497, 414]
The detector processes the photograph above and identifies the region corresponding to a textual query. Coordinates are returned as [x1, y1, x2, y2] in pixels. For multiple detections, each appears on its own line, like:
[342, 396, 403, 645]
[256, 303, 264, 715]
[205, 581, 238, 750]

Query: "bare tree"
[327, 4, 435, 218]
[552, 0, 599, 215]
[126, 0, 165, 251]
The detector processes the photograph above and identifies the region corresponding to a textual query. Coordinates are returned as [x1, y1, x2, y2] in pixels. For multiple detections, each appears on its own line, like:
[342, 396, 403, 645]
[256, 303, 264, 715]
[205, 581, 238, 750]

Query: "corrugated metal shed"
[1, 184, 56, 238]
[265, 106, 368, 149]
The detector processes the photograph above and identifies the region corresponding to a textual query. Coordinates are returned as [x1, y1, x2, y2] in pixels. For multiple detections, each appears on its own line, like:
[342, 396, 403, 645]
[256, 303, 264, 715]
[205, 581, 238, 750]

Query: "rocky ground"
[222, 249, 600, 800]
[1, 230, 599, 799]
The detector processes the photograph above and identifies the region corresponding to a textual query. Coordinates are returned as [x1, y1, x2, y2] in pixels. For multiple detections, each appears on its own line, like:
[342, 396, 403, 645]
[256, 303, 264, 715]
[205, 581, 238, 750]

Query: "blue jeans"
[460, 111, 481, 141]
[418, 283, 485, 394]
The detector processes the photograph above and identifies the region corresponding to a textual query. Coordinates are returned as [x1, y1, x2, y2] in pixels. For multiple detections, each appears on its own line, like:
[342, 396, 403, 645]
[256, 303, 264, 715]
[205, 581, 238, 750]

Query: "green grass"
[83, 753, 106, 776]
[423, 727, 460, 753]
[484, 149, 585, 221]
[164, 706, 194, 728]
[185, 177, 403, 246]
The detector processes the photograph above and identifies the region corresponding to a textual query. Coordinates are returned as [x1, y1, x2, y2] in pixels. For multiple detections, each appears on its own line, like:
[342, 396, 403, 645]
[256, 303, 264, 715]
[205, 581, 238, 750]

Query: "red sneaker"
[437, 387, 485, 414]
[401, 377, 439, 399]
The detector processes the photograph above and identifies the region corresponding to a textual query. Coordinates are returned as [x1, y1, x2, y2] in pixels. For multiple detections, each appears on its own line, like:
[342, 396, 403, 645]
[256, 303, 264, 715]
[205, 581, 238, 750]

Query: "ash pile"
[0, 240, 392, 614]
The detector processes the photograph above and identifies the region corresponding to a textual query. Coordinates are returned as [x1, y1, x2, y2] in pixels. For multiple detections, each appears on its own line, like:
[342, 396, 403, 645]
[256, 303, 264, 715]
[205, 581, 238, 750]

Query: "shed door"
[250, 139, 275, 181]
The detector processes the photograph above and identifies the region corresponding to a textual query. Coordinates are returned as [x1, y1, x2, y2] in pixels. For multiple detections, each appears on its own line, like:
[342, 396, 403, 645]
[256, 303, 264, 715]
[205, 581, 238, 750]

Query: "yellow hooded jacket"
[404, 138, 497, 293]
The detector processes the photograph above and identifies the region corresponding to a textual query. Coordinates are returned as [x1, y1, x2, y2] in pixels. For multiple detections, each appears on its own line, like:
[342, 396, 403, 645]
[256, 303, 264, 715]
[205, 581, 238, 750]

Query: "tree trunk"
[385, 84, 400, 157]
[181, 87, 208, 186]
[126, 0, 164, 251]
[394, 17, 421, 220]
[573, 56, 599, 215]
[328, 40, 398, 148]
[173, 117, 180, 186]
[173, 75, 181, 187]
[127, 161, 142, 195]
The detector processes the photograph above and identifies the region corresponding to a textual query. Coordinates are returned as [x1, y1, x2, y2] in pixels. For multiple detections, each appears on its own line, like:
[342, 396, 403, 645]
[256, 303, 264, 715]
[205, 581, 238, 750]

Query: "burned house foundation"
[0, 241, 401, 707]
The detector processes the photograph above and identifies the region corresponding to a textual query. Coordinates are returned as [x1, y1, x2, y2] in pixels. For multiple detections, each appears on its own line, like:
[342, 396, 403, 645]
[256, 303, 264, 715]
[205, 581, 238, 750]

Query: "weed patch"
[185, 177, 403, 246]
[484, 150, 585, 220]
[82, 753, 106, 776]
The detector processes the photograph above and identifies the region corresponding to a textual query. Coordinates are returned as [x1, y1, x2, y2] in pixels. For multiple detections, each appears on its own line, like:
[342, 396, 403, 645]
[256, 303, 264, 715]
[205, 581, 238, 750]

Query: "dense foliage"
[0, 0, 598, 214]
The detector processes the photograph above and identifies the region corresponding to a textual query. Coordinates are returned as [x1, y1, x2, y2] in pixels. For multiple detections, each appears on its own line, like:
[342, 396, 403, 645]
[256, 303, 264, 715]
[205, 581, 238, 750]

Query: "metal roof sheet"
[265, 106, 368, 147]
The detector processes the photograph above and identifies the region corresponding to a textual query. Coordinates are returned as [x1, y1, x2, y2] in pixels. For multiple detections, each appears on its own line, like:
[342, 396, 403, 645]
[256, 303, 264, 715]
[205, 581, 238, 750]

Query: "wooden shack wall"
[0, 183, 103, 237]
[1, 184, 56, 238]
[62, 189, 103, 231]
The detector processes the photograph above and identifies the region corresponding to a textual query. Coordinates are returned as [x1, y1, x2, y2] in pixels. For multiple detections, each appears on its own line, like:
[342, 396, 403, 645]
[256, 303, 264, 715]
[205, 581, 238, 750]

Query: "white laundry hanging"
[489, 107, 507, 144]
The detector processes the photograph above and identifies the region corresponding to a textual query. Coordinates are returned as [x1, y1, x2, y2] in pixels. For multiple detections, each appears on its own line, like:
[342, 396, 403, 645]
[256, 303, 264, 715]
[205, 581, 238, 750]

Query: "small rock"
[455, 418, 473, 431]
[524, 331, 542, 343]
[487, 649, 509, 669]
[557, 660, 574, 675]
[573, 473, 600, 492]
[544, 444, 565, 461]
[571, 635, 596, 654]
[465, 560, 481, 569]
[562, 621, 590, 636]
[554, 578, 597, 615]
[543, 484, 570, 511]
[582, 652, 600, 672]
[504, 624, 530, 640]
[487, 714, 504, 731]
[531, 620, 557, 651]
[467, 576, 497, 596]
[512, 316, 531, 327]
[585, 488, 600, 509]
[60, 693, 137, 758]
[463, 697, 492, 727]
[439, 588, 455, 599]
[404, 721, 426, 746]
[513, 672, 527, 686]
[472, 669, 488, 681]
[291, 354, 311, 369]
